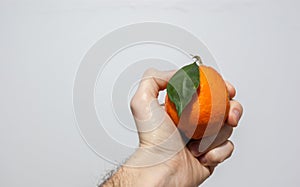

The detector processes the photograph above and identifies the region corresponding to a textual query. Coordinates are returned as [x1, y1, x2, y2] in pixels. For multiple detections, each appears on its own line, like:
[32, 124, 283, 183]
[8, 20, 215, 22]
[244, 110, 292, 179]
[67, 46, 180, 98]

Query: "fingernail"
[200, 156, 207, 164]
[233, 109, 241, 123]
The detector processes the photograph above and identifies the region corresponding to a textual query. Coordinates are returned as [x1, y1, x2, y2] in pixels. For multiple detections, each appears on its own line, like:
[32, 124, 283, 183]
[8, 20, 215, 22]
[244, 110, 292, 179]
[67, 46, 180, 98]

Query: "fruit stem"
[190, 54, 203, 65]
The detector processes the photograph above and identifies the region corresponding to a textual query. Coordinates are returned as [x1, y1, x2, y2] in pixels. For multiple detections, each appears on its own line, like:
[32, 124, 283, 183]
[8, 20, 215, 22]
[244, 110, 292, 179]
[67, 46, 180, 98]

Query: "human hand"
[102, 68, 243, 187]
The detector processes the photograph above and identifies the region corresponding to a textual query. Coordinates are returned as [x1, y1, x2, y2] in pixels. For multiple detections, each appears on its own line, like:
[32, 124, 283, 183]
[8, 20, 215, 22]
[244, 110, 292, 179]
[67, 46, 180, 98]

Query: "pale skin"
[101, 68, 243, 187]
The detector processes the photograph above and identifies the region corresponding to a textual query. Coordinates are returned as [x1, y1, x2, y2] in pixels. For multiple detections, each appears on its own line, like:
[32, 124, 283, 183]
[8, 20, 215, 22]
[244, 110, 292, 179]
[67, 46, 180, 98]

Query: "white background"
[1, 0, 300, 186]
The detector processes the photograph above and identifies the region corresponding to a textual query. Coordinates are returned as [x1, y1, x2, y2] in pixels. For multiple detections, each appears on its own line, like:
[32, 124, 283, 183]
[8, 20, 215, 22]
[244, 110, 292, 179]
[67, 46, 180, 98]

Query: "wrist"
[121, 164, 172, 187]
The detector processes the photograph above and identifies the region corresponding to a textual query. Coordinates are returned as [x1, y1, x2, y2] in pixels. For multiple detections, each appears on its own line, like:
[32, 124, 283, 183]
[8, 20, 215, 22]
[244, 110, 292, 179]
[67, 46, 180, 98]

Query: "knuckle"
[130, 95, 140, 112]
[130, 93, 149, 112]
[207, 150, 222, 164]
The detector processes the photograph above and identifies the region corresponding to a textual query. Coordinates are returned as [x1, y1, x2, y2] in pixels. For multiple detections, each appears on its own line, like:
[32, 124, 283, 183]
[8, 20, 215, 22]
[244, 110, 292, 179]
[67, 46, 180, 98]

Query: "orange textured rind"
[165, 65, 230, 139]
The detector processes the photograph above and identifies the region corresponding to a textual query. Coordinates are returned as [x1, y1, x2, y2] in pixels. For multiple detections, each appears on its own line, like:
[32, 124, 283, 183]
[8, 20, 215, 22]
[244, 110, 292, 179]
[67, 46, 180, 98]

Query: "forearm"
[100, 150, 176, 187]
[100, 167, 136, 187]
[100, 166, 163, 187]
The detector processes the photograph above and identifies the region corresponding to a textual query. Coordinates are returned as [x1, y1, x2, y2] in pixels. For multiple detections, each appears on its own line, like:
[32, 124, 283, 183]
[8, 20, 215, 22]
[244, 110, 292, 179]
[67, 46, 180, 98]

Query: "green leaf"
[167, 62, 200, 117]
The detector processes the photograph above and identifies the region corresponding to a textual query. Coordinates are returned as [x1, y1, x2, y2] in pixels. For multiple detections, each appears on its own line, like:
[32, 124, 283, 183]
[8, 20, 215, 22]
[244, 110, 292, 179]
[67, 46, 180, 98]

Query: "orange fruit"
[165, 65, 230, 139]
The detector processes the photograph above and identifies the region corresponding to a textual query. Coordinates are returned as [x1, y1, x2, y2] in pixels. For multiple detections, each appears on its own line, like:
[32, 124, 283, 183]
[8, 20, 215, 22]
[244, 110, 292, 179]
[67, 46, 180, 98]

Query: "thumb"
[130, 68, 175, 120]
[130, 68, 184, 157]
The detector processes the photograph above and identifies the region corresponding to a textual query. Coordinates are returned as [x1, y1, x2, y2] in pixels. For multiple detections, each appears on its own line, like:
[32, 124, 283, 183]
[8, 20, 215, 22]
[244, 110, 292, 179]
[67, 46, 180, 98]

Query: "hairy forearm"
[100, 167, 133, 187]
[100, 165, 170, 187]
[99, 150, 176, 187]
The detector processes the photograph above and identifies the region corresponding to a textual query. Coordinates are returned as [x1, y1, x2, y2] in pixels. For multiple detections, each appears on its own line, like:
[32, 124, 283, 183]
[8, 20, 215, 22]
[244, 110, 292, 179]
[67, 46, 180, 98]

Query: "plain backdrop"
[1, 0, 300, 186]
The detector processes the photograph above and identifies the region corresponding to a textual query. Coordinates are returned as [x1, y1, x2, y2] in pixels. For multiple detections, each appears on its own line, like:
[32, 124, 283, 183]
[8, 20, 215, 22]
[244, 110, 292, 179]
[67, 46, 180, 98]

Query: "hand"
[102, 68, 243, 187]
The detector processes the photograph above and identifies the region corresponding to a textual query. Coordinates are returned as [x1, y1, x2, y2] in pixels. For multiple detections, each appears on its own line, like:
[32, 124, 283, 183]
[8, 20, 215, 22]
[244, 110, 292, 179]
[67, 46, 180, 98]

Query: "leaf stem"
[189, 54, 203, 65]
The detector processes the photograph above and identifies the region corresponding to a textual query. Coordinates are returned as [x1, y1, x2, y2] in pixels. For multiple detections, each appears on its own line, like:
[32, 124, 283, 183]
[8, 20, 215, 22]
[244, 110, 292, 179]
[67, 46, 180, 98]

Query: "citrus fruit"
[165, 60, 230, 139]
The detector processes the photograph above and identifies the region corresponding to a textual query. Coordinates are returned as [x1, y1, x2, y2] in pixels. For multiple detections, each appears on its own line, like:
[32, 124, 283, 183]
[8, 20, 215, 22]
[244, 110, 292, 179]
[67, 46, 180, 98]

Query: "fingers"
[188, 125, 233, 157]
[130, 68, 175, 119]
[199, 140, 234, 167]
[225, 81, 243, 126]
[136, 68, 176, 99]
[226, 100, 243, 127]
[225, 81, 236, 99]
